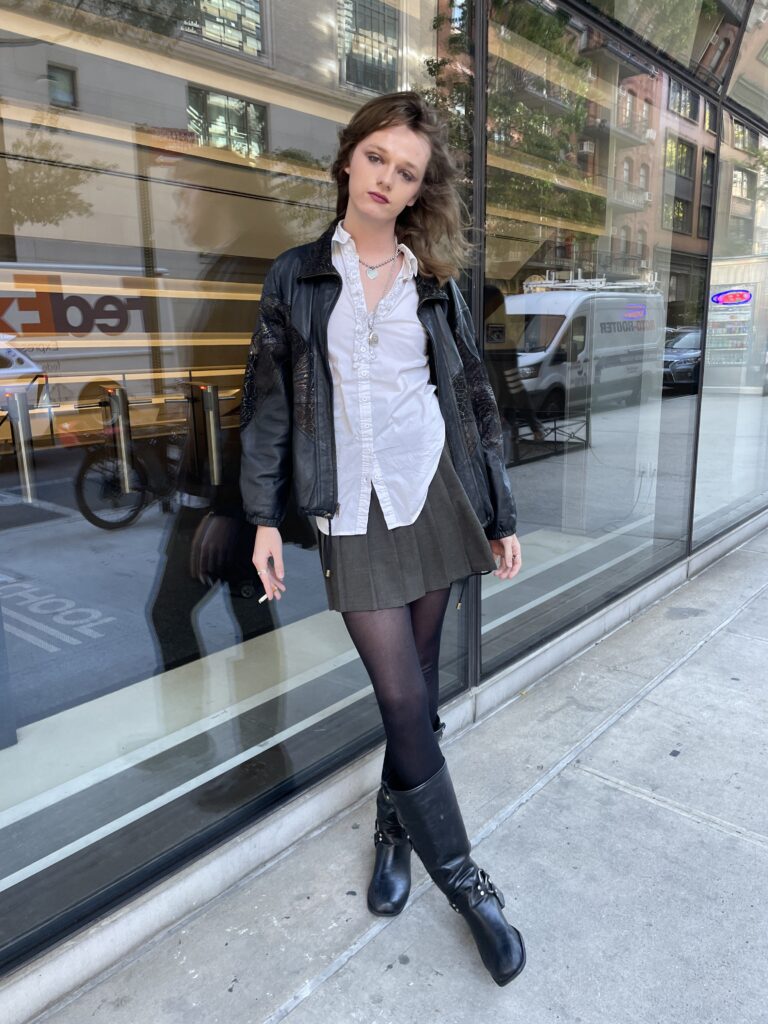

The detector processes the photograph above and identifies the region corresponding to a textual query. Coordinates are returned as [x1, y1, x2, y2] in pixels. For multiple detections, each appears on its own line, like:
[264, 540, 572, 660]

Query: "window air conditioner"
[578, 140, 595, 154]
[644, 191, 653, 202]
[644, 128, 657, 141]
[639, 259, 649, 269]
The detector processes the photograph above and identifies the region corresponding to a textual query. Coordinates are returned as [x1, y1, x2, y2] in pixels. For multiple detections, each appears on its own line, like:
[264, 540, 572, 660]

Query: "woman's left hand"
[490, 534, 522, 580]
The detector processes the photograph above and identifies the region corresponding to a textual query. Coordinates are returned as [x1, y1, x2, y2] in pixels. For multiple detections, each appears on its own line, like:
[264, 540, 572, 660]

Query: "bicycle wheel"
[75, 450, 148, 529]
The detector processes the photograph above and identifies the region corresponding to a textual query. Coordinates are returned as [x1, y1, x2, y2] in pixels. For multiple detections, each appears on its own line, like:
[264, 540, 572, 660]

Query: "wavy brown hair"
[330, 91, 471, 284]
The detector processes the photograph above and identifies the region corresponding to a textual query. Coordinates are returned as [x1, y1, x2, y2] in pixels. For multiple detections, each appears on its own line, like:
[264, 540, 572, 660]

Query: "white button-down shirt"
[316, 220, 445, 536]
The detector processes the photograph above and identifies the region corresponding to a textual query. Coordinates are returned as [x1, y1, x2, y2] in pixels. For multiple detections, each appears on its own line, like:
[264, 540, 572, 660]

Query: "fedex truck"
[490, 276, 665, 418]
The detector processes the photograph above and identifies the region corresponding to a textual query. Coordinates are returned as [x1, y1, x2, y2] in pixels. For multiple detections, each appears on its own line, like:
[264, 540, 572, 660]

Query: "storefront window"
[693, 112, 768, 543]
[0, 0, 462, 971]
[483, 0, 705, 674]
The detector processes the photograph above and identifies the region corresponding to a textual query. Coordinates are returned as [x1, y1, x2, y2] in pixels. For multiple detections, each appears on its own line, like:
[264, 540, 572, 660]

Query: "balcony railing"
[506, 67, 573, 108]
[605, 177, 653, 209]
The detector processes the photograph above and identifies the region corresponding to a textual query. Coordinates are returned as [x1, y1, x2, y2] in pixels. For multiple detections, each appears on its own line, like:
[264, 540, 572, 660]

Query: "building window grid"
[704, 100, 718, 134]
[47, 64, 77, 108]
[733, 120, 759, 151]
[669, 79, 700, 122]
[340, 0, 399, 93]
[665, 135, 695, 179]
[662, 195, 693, 234]
[732, 167, 756, 200]
[702, 150, 715, 187]
[183, 0, 263, 58]
[698, 203, 712, 238]
[187, 86, 267, 159]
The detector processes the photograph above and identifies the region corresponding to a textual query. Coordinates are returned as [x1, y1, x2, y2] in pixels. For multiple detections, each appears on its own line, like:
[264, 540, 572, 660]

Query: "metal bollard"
[101, 385, 134, 493]
[200, 384, 222, 487]
[6, 390, 36, 502]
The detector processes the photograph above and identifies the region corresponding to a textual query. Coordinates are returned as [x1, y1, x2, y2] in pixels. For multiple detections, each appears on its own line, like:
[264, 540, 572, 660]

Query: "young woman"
[240, 92, 525, 986]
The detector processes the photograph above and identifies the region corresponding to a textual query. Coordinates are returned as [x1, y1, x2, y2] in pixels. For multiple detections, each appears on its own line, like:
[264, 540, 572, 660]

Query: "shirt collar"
[333, 219, 419, 280]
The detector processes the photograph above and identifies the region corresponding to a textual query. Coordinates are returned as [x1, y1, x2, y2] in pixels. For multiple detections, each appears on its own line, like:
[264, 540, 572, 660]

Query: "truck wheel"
[539, 388, 565, 420]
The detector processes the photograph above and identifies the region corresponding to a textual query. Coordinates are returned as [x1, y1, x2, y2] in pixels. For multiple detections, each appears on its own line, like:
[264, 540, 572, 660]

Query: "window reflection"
[727, 4, 768, 121]
[694, 112, 768, 542]
[483, 0, 705, 674]
[584, 0, 747, 87]
[0, 0, 460, 971]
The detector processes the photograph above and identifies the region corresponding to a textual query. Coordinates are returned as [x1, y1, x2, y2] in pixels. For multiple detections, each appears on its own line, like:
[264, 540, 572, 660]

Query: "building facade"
[1, 0, 768, 975]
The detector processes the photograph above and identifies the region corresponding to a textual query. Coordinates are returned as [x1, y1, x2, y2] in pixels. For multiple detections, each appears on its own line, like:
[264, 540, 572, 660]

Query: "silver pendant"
[366, 266, 378, 280]
[369, 332, 379, 346]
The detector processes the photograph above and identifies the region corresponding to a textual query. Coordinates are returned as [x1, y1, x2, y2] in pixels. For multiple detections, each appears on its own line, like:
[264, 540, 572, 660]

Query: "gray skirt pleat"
[319, 446, 497, 612]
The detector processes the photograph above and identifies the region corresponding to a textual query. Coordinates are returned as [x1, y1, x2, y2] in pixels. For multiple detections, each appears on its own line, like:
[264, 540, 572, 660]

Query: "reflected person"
[484, 283, 544, 457]
[147, 156, 316, 801]
[148, 156, 279, 673]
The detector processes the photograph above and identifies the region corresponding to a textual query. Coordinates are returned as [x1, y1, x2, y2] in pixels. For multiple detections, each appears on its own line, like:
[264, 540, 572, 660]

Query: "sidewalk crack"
[573, 764, 768, 851]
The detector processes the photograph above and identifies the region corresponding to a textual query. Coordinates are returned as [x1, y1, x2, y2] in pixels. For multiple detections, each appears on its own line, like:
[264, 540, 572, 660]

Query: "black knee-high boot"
[367, 718, 446, 916]
[385, 761, 526, 986]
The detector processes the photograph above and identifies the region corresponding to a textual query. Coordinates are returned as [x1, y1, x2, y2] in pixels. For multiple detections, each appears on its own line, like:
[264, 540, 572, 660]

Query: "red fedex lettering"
[7, 274, 150, 337]
[16, 274, 57, 336]
[0, 296, 14, 334]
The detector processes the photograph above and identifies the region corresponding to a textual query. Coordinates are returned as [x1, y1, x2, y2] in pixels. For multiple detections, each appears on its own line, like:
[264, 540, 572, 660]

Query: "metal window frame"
[469, 0, 763, 688]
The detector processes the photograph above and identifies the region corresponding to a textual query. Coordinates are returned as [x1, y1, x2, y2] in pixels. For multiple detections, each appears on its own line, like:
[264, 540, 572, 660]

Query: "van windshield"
[506, 314, 565, 354]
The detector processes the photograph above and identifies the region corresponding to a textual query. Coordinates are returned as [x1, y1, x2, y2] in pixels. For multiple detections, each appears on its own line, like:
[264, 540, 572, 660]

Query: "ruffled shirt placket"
[338, 238, 408, 533]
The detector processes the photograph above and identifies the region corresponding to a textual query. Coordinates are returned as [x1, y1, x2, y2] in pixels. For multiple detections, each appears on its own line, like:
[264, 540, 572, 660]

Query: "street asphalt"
[25, 523, 768, 1023]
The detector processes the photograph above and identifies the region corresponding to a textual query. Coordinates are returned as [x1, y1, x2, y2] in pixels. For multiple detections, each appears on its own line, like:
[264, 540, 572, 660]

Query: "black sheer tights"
[342, 587, 451, 791]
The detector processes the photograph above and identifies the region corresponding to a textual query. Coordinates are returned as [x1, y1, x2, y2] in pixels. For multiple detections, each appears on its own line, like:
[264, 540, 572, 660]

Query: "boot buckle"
[477, 868, 505, 908]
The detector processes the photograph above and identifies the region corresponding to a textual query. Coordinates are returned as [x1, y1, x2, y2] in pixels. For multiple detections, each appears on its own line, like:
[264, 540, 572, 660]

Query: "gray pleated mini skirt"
[319, 446, 497, 612]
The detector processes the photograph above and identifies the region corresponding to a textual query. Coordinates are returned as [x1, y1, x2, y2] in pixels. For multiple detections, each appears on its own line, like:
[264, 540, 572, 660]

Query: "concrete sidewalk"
[28, 530, 768, 1024]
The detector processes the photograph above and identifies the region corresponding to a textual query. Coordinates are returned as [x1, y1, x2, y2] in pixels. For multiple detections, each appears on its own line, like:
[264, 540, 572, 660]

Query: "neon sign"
[623, 303, 647, 320]
[711, 289, 752, 306]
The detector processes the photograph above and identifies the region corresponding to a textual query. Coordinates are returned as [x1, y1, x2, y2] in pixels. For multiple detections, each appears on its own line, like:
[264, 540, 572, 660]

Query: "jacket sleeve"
[446, 278, 517, 540]
[239, 262, 293, 527]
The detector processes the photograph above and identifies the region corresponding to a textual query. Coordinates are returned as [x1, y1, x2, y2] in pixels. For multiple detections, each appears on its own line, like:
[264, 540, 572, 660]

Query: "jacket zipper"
[318, 274, 342, 576]
[322, 502, 340, 578]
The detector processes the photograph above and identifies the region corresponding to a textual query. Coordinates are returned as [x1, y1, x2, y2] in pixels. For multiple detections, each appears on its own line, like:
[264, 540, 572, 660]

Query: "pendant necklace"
[366, 252, 399, 351]
[359, 240, 399, 280]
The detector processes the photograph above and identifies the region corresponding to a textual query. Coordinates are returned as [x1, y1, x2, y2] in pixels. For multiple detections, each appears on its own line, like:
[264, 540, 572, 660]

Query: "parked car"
[663, 329, 701, 391]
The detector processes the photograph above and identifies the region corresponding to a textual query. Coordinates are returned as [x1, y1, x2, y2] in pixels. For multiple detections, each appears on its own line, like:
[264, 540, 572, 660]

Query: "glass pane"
[693, 112, 768, 543]
[726, 6, 768, 120]
[47, 65, 77, 108]
[483, 0, 705, 674]
[583, 0, 748, 88]
[0, 0, 461, 971]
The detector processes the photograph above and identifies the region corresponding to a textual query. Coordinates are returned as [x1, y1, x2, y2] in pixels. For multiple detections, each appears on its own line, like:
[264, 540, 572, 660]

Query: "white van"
[490, 278, 665, 418]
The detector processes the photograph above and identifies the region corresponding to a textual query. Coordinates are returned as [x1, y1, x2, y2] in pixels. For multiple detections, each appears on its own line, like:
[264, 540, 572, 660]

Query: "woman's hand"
[253, 525, 287, 601]
[490, 534, 522, 581]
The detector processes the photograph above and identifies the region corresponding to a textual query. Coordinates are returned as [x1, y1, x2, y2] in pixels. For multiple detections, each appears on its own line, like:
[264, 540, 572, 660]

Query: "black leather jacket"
[240, 220, 517, 540]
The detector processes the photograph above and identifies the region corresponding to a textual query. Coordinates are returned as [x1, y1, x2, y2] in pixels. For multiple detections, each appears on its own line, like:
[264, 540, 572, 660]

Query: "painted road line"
[3, 624, 59, 653]
[3, 608, 82, 645]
